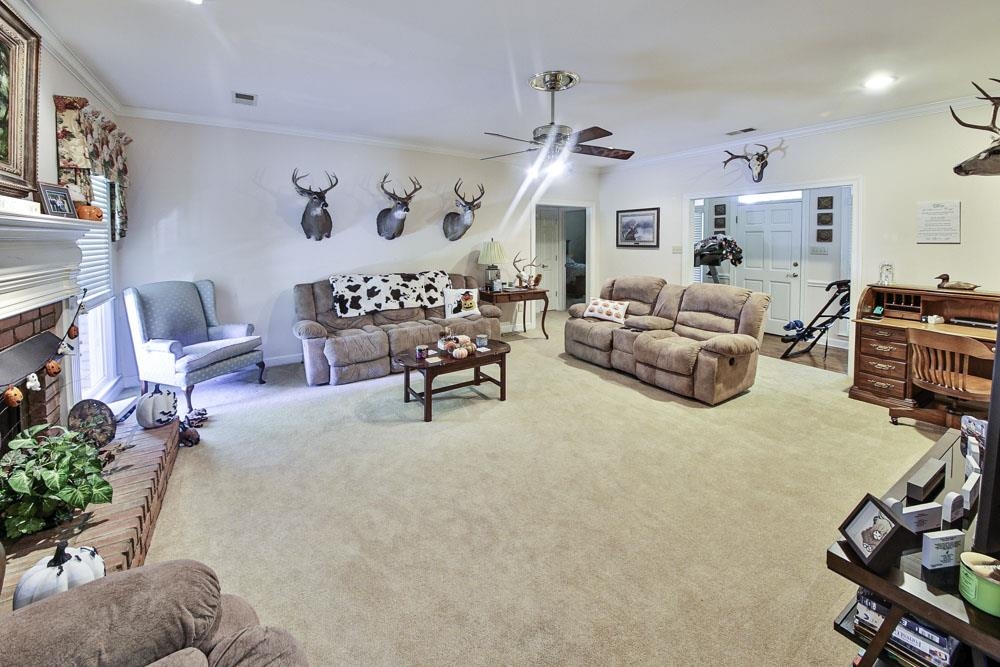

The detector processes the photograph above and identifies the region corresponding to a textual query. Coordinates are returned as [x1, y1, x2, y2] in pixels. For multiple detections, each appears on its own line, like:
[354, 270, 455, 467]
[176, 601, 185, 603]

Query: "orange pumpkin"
[67, 324, 79, 340]
[44, 360, 62, 377]
[3, 385, 23, 407]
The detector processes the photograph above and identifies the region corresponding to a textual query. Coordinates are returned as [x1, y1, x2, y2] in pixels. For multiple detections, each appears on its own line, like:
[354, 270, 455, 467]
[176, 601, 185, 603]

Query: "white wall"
[115, 118, 599, 368]
[598, 110, 1000, 292]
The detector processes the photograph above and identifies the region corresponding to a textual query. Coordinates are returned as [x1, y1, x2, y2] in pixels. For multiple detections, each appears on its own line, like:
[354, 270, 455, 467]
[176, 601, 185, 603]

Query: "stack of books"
[853, 588, 964, 667]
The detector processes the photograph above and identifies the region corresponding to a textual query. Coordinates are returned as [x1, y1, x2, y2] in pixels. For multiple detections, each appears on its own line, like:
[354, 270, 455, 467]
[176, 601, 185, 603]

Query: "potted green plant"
[0, 424, 113, 540]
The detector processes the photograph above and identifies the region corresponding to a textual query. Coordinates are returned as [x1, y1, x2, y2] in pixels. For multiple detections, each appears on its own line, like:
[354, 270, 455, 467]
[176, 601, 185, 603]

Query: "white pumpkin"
[135, 385, 178, 428]
[13, 541, 105, 609]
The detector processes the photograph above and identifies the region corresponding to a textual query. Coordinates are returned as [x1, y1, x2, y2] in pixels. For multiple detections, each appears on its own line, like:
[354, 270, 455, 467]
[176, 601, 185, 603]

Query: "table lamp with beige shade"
[479, 239, 507, 291]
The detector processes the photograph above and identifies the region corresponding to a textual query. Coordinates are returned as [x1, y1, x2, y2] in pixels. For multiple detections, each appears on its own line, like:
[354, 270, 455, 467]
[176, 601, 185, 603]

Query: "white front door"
[734, 202, 803, 335]
[535, 206, 563, 310]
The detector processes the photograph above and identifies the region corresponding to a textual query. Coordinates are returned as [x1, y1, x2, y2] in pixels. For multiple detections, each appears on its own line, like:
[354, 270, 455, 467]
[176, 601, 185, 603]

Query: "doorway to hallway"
[535, 205, 588, 311]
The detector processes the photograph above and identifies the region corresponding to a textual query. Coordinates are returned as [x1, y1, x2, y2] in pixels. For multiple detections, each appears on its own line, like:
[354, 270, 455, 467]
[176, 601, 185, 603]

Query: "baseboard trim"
[266, 353, 303, 366]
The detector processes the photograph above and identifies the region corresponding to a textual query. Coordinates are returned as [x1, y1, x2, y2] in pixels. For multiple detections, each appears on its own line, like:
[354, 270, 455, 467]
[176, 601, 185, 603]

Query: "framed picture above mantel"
[0, 3, 39, 199]
[616, 207, 659, 249]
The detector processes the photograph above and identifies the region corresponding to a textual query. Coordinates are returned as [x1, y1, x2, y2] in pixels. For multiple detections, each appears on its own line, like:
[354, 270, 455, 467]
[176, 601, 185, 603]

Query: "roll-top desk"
[850, 284, 999, 408]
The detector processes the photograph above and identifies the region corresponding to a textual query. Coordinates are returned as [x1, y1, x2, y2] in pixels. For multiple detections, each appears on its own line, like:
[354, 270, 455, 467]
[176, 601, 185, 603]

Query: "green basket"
[959, 552, 1000, 616]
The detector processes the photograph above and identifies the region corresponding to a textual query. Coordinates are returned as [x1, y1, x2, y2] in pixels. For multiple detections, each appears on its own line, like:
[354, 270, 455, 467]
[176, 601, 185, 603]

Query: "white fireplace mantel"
[0, 211, 92, 320]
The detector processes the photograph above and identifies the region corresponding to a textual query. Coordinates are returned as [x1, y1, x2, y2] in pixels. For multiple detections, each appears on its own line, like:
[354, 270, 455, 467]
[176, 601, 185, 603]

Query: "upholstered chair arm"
[145, 338, 184, 357]
[478, 303, 502, 319]
[292, 320, 328, 340]
[209, 323, 254, 341]
[567, 303, 587, 318]
[699, 333, 759, 356]
[140, 339, 184, 381]
[624, 315, 675, 331]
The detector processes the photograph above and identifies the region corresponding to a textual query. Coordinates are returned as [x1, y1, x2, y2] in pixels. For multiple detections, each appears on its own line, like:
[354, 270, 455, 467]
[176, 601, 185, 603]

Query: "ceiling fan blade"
[568, 126, 612, 144]
[573, 144, 635, 160]
[481, 147, 541, 160]
[484, 132, 541, 145]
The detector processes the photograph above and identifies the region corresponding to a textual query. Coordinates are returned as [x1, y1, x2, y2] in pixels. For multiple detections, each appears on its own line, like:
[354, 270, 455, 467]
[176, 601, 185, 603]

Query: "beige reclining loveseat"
[565, 276, 771, 405]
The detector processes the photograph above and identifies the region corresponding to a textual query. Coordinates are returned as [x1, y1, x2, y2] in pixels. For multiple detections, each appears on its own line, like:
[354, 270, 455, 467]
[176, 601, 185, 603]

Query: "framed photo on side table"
[36, 182, 77, 218]
[616, 207, 659, 248]
[839, 493, 918, 574]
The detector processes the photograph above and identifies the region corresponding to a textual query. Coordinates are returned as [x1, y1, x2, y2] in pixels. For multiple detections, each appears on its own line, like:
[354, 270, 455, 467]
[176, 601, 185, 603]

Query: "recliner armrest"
[567, 303, 587, 318]
[479, 303, 502, 319]
[209, 323, 254, 341]
[699, 333, 759, 356]
[145, 339, 183, 357]
[292, 319, 328, 340]
[624, 315, 674, 331]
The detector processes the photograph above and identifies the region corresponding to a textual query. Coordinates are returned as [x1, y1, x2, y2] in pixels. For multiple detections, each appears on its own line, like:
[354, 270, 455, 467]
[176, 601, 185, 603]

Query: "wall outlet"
[809, 245, 830, 255]
[671, 245, 682, 254]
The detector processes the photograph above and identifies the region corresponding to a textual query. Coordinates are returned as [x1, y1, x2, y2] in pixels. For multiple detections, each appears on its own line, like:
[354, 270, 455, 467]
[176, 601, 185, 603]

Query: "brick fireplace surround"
[0, 302, 64, 430]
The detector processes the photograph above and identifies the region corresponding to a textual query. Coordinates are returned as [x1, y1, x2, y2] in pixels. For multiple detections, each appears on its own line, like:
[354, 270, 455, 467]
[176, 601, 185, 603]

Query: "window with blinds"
[689, 201, 704, 284]
[76, 176, 113, 307]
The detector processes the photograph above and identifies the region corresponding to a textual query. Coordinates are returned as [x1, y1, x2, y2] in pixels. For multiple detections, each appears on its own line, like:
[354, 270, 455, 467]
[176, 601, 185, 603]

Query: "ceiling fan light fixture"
[863, 72, 896, 92]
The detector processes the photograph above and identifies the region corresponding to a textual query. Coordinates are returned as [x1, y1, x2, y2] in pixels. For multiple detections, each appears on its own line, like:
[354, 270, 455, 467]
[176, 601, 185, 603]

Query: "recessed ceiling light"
[187, 0, 204, 5]
[864, 73, 897, 92]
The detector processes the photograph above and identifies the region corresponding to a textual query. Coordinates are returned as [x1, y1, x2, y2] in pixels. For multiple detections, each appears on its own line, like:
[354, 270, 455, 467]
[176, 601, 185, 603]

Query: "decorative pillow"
[443, 287, 480, 318]
[419, 269, 451, 309]
[583, 298, 629, 324]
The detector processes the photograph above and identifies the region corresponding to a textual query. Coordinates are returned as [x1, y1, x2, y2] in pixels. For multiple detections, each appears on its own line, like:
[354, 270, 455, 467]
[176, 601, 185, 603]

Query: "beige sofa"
[293, 273, 501, 385]
[565, 276, 770, 404]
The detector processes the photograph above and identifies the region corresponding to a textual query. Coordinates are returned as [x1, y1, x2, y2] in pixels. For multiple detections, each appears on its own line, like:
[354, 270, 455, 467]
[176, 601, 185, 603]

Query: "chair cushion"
[324, 329, 389, 366]
[135, 281, 210, 347]
[634, 334, 704, 375]
[674, 283, 752, 340]
[176, 336, 262, 373]
[565, 317, 619, 351]
[623, 315, 674, 331]
[603, 276, 666, 316]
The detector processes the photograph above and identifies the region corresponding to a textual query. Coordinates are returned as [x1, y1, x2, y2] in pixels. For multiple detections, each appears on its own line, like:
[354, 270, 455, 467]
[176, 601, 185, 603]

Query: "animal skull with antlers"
[951, 78, 1000, 176]
[723, 144, 771, 183]
[512, 251, 539, 287]
[376, 172, 422, 240]
[442, 179, 485, 241]
[292, 169, 338, 241]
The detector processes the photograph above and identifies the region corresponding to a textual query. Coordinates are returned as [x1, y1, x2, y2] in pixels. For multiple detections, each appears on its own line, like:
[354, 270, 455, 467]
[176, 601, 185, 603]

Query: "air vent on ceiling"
[725, 127, 757, 136]
[232, 91, 257, 106]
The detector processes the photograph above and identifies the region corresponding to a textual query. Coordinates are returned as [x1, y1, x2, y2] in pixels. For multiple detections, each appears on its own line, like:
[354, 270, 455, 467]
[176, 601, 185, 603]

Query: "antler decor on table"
[512, 251, 540, 287]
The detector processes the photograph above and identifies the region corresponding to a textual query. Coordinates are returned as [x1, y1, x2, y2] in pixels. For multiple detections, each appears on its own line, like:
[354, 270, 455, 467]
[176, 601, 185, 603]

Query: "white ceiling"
[27, 0, 997, 164]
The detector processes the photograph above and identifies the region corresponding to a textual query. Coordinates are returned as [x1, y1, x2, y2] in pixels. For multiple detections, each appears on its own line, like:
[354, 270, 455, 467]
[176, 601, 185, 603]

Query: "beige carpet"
[147, 312, 943, 666]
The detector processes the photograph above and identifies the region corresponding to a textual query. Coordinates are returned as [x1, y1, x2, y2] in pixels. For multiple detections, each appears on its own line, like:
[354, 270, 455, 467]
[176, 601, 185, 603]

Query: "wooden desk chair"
[889, 328, 995, 428]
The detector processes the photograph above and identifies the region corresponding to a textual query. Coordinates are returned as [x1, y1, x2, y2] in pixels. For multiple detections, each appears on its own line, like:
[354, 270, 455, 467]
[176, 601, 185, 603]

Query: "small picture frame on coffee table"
[839, 493, 918, 574]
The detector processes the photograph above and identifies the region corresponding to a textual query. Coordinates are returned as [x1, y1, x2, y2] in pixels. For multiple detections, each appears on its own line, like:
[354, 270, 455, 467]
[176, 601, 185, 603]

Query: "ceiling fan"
[482, 70, 635, 163]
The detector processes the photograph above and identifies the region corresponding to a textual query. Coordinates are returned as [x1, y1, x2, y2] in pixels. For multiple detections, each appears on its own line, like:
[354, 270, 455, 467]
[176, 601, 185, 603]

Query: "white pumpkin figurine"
[135, 384, 178, 429]
[13, 541, 105, 609]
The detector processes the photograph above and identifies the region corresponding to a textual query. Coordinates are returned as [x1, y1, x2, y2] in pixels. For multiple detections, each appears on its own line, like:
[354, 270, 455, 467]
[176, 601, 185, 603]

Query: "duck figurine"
[935, 273, 979, 291]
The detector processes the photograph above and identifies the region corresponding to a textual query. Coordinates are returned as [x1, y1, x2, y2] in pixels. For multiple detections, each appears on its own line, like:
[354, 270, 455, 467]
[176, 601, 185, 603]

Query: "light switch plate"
[809, 245, 830, 255]
[671, 245, 682, 254]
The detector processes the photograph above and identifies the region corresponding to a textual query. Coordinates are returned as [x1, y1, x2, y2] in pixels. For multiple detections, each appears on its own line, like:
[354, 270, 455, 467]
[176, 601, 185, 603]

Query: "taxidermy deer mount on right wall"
[951, 78, 1000, 176]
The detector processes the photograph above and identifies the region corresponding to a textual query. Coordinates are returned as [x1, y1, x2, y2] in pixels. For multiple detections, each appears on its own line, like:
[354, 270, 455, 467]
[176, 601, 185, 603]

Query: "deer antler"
[293, 169, 338, 197]
[951, 79, 1000, 134]
[754, 143, 770, 156]
[379, 173, 402, 201]
[722, 150, 750, 168]
[454, 179, 486, 207]
[319, 171, 338, 194]
[401, 177, 422, 201]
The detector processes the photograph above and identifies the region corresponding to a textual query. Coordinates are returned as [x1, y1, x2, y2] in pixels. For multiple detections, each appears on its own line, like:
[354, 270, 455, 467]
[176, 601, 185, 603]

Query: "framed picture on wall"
[37, 182, 77, 218]
[616, 208, 659, 248]
[714, 204, 727, 216]
[713, 217, 727, 230]
[817, 229, 833, 243]
[817, 196, 834, 210]
[817, 212, 833, 226]
[0, 5, 39, 199]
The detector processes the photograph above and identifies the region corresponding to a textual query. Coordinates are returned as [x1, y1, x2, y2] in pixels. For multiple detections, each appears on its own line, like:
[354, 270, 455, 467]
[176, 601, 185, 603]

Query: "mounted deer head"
[442, 179, 485, 241]
[292, 169, 338, 241]
[951, 79, 1000, 176]
[376, 172, 422, 240]
[723, 143, 770, 183]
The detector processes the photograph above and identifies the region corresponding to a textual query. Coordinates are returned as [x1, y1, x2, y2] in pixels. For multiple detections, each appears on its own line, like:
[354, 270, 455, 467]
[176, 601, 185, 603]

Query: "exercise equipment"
[693, 234, 743, 284]
[780, 279, 851, 359]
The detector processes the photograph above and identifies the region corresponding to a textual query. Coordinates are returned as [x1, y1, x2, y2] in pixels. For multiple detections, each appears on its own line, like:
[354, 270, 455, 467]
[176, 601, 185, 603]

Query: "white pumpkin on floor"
[135, 385, 178, 428]
[13, 541, 105, 609]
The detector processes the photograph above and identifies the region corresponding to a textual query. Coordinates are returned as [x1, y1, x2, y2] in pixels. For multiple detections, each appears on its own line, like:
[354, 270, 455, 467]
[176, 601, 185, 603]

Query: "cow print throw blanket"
[329, 269, 452, 318]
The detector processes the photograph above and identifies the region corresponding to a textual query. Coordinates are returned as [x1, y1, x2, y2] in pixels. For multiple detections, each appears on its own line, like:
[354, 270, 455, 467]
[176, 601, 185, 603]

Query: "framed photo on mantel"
[616, 207, 660, 249]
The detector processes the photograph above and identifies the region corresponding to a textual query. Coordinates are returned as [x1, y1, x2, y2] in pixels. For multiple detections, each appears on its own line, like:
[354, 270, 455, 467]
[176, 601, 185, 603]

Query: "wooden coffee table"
[393, 340, 510, 422]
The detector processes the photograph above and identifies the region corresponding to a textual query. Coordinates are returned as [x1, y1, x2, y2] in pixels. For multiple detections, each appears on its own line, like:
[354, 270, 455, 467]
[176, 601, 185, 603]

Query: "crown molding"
[13, 0, 122, 113]
[605, 95, 984, 173]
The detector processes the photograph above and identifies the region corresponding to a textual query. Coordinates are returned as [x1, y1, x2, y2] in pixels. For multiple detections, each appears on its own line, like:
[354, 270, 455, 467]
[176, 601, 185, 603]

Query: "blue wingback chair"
[123, 280, 265, 412]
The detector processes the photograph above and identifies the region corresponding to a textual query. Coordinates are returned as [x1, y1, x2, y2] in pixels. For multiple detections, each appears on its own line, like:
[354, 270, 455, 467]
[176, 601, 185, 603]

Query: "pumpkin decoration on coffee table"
[13, 541, 105, 610]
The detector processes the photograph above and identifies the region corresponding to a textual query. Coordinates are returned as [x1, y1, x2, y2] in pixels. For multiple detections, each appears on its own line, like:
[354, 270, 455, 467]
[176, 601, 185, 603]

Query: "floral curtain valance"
[53, 95, 132, 240]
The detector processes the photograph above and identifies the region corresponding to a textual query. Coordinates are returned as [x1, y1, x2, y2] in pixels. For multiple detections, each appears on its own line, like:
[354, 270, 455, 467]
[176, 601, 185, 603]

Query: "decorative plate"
[68, 399, 117, 447]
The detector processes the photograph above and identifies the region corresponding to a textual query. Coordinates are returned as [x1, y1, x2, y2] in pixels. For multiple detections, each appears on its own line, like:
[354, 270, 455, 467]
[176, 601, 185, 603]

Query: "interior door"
[535, 206, 563, 310]
[734, 202, 803, 335]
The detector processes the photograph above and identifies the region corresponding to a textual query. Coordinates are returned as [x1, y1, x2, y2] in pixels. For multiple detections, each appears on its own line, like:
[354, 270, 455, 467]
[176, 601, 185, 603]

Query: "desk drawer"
[859, 337, 908, 361]
[856, 372, 906, 399]
[859, 354, 907, 380]
[859, 324, 907, 343]
[502, 292, 529, 302]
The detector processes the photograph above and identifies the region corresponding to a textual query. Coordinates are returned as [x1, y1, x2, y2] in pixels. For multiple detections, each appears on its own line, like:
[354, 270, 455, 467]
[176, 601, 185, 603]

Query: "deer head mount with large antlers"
[723, 143, 770, 183]
[376, 173, 422, 240]
[951, 79, 1000, 176]
[292, 169, 338, 241]
[442, 179, 485, 241]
